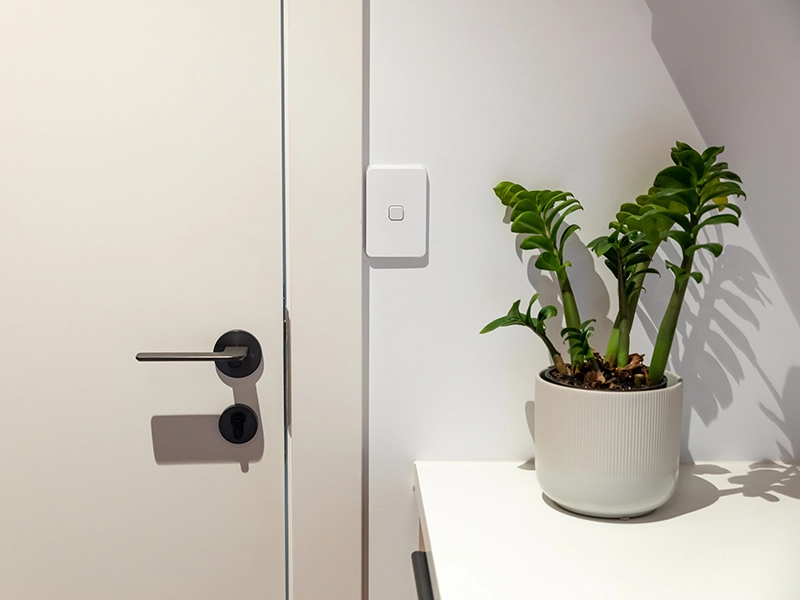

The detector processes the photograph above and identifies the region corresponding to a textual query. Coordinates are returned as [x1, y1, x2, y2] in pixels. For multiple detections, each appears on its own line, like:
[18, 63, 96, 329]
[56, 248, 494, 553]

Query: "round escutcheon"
[214, 329, 262, 378]
[219, 404, 259, 444]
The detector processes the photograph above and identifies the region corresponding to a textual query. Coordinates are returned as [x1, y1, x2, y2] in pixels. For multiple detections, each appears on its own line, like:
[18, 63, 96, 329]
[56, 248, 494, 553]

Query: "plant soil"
[545, 353, 666, 391]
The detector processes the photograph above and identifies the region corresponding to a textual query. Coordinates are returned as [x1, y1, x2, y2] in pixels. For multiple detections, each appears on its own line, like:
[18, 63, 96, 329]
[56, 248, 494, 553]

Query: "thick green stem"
[607, 257, 651, 367]
[626, 254, 654, 318]
[556, 271, 581, 330]
[537, 333, 568, 374]
[648, 255, 693, 384]
[556, 270, 582, 365]
[605, 316, 620, 366]
[616, 260, 631, 367]
[606, 288, 641, 367]
[617, 317, 631, 367]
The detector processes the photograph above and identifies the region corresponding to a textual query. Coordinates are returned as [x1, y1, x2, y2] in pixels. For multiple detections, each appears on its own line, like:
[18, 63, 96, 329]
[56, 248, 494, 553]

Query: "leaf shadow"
[524, 233, 612, 355]
[636, 229, 799, 460]
[718, 461, 800, 502]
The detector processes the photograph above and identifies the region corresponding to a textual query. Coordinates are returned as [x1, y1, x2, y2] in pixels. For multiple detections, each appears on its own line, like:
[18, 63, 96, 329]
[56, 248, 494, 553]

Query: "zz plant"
[482, 142, 745, 389]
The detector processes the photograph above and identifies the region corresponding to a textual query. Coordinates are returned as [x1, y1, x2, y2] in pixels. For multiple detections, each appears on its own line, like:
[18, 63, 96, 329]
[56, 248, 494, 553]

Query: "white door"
[0, 2, 285, 598]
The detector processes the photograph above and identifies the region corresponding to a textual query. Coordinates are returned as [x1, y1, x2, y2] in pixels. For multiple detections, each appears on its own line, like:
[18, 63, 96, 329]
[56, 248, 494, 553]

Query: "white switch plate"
[365, 165, 428, 258]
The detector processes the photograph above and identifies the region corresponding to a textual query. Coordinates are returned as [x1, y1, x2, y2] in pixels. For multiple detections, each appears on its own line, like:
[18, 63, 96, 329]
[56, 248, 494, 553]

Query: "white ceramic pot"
[534, 370, 683, 518]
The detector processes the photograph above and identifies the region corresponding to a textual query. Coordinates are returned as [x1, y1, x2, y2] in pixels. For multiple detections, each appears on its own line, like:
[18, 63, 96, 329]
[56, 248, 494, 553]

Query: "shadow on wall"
[760, 366, 800, 462]
[638, 229, 800, 461]
[522, 233, 614, 355]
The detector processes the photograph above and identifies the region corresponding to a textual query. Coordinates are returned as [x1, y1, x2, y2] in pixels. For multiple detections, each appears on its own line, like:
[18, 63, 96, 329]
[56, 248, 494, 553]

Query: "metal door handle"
[136, 329, 262, 378]
[136, 347, 248, 362]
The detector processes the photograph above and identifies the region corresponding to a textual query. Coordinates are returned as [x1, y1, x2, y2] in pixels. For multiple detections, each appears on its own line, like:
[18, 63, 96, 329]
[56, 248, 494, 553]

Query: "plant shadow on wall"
[519, 232, 614, 356]
[638, 230, 800, 462]
[760, 366, 800, 462]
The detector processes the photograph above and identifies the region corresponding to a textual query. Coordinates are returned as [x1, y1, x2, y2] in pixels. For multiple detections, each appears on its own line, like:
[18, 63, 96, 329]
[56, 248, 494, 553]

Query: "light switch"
[388, 205, 404, 221]
[366, 165, 428, 258]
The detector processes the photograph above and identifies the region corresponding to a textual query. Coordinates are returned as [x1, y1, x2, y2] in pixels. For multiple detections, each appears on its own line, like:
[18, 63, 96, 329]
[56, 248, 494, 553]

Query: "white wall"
[368, 1, 800, 598]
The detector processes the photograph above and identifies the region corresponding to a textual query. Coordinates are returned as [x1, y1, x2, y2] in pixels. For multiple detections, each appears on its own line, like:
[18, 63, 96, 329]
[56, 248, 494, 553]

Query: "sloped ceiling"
[646, 0, 800, 323]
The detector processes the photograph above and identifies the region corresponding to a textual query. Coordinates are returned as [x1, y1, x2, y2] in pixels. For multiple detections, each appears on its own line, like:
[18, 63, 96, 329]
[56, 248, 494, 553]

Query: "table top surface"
[414, 461, 800, 600]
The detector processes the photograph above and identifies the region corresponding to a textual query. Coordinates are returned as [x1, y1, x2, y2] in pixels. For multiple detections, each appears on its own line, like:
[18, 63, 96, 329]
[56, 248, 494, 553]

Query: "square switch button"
[388, 205, 404, 221]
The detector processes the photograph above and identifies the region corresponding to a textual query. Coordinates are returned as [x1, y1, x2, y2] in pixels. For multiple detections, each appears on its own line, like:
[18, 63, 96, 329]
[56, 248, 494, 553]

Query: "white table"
[414, 461, 800, 600]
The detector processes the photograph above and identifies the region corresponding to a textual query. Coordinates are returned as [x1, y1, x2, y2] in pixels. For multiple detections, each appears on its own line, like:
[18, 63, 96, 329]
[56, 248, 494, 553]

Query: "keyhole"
[219, 404, 258, 444]
[231, 411, 246, 440]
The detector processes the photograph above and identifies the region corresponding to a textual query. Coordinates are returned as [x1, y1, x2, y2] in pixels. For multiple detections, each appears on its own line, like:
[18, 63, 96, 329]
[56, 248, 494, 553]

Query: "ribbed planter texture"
[534, 370, 683, 518]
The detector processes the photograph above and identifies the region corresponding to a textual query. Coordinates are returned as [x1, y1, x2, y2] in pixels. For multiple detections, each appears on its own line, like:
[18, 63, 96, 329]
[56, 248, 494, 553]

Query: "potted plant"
[482, 142, 745, 517]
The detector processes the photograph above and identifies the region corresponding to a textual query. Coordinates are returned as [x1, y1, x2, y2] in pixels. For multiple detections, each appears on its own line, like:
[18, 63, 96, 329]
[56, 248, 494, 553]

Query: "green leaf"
[558, 223, 581, 257]
[534, 252, 562, 272]
[507, 299, 523, 319]
[642, 207, 691, 232]
[541, 191, 571, 218]
[480, 315, 521, 334]
[692, 213, 740, 236]
[689, 271, 703, 284]
[699, 201, 742, 218]
[547, 196, 580, 217]
[722, 202, 742, 217]
[620, 202, 642, 215]
[712, 196, 729, 210]
[623, 239, 649, 256]
[674, 147, 706, 180]
[635, 194, 657, 207]
[511, 212, 547, 235]
[626, 283, 647, 296]
[664, 229, 693, 250]
[686, 242, 723, 257]
[701, 146, 725, 164]
[654, 165, 695, 190]
[706, 170, 742, 184]
[550, 203, 583, 237]
[519, 235, 556, 252]
[493, 182, 527, 206]
[509, 199, 538, 221]
[525, 294, 540, 319]
[538, 305, 558, 321]
[700, 180, 745, 202]
[624, 254, 651, 268]
[548, 195, 578, 212]
[665, 260, 686, 279]
[646, 194, 671, 209]
[587, 236, 613, 257]
[656, 187, 699, 212]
